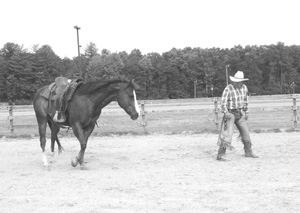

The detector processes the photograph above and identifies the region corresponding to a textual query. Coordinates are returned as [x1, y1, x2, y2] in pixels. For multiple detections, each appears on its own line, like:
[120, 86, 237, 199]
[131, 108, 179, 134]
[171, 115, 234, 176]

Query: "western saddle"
[49, 76, 82, 123]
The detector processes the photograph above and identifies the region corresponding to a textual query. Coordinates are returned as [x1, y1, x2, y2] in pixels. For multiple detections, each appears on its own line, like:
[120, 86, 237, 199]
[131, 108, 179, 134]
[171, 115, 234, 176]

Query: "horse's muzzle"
[131, 113, 139, 120]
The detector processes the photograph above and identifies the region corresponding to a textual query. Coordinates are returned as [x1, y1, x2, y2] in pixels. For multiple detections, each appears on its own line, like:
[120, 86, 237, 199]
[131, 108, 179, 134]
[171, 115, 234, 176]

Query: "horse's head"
[115, 79, 140, 120]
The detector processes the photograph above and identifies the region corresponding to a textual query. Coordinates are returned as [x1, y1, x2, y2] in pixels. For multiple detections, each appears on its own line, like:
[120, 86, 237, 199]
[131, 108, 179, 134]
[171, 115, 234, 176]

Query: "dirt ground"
[0, 132, 300, 213]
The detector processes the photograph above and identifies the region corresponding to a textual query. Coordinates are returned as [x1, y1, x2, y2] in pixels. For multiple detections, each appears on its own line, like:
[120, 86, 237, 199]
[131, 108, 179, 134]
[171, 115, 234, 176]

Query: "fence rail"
[0, 94, 299, 136]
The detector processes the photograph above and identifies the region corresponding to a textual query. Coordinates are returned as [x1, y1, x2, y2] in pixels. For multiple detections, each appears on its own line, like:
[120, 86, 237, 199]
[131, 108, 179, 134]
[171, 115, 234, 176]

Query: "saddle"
[49, 77, 72, 95]
[41, 77, 83, 122]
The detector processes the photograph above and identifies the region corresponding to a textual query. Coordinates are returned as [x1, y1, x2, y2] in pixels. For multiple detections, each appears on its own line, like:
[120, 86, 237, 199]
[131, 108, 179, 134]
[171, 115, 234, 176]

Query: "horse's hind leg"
[55, 136, 64, 154]
[37, 119, 48, 166]
[34, 91, 52, 168]
[48, 121, 64, 155]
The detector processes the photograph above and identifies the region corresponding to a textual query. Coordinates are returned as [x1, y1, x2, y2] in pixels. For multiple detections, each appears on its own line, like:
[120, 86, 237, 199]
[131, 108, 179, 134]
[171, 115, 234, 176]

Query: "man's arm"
[243, 85, 249, 120]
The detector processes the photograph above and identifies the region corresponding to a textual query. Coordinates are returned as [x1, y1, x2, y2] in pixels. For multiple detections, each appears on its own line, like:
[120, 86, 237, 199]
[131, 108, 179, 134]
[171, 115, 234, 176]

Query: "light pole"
[74, 25, 82, 78]
[225, 64, 230, 86]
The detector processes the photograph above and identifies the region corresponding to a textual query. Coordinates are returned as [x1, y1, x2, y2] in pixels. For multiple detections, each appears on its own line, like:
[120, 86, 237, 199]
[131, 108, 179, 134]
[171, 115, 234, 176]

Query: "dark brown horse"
[33, 79, 140, 169]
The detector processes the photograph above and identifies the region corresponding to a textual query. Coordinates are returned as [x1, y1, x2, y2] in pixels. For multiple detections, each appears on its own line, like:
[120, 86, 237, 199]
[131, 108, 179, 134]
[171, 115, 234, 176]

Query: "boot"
[216, 147, 231, 161]
[245, 148, 259, 158]
[243, 141, 258, 158]
[53, 111, 66, 123]
[243, 141, 259, 158]
[217, 154, 231, 161]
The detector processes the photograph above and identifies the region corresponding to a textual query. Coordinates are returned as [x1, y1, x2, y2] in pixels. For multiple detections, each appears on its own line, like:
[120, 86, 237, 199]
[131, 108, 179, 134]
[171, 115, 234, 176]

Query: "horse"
[33, 78, 140, 170]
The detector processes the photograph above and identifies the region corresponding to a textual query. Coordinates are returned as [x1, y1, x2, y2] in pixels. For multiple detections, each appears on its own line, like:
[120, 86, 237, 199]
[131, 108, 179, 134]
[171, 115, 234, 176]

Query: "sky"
[1, 0, 300, 59]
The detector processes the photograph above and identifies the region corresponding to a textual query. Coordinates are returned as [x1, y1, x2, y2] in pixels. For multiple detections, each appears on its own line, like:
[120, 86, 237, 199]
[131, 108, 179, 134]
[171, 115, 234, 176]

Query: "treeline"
[1, 42, 300, 104]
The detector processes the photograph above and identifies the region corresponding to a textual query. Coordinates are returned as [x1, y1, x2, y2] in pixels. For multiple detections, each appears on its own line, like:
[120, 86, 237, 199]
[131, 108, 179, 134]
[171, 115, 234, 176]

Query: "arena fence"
[0, 94, 299, 136]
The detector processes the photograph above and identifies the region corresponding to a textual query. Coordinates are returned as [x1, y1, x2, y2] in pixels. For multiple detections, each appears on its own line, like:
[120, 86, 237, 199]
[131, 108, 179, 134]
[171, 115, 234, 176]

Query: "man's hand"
[224, 112, 232, 119]
[244, 112, 249, 120]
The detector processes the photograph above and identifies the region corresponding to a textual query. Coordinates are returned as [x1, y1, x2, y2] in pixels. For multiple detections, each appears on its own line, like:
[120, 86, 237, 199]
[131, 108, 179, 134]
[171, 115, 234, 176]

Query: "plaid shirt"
[220, 84, 249, 113]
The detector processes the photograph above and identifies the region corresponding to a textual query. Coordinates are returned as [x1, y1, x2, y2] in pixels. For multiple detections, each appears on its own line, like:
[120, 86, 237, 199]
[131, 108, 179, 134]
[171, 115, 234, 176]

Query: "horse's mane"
[76, 79, 128, 95]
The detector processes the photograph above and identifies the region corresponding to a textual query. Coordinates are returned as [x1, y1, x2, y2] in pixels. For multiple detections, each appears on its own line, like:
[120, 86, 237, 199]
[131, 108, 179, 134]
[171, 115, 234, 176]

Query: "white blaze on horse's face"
[133, 90, 140, 115]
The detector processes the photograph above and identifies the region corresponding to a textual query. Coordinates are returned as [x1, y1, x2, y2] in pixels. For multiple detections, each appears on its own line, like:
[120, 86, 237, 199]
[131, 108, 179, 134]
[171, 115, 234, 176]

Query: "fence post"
[8, 104, 14, 135]
[140, 101, 147, 133]
[213, 97, 219, 129]
[292, 94, 299, 128]
[290, 82, 298, 128]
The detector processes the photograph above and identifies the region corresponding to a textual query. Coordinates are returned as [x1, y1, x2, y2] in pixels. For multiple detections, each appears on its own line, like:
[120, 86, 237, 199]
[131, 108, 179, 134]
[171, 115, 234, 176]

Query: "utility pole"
[74, 25, 82, 79]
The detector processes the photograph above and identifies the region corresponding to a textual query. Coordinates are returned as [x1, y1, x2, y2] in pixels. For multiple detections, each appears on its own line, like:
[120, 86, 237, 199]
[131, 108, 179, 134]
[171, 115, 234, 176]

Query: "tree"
[144, 53, 168, 99]
[84, 42, 99, 59]
[0, 56, 8, 100]
[0, 42, 26, 59]
[86, 52, 124, 80]
[33, 45, 62, 84]
[138, 56, 154, 99]
[162, 48, 189, 98]
[2, 41, 300, 102]
[61, 57, 79, 78]
[123, 49, 143, 81]
[236, 45, 263, 95]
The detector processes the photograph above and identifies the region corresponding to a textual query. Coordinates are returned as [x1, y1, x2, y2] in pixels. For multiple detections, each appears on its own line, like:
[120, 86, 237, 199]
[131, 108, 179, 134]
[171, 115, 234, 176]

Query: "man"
[217, 71, 259, 161]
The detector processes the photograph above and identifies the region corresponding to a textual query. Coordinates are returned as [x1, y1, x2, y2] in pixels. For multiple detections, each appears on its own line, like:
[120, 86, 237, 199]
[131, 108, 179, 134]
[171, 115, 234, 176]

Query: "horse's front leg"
[71, 123, 95, 170]
[71, 143, 87, 170]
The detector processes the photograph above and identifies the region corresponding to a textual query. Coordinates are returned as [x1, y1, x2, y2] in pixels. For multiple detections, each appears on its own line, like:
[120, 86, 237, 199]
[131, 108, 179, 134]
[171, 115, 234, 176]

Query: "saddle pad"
[67, 81, 83, 101]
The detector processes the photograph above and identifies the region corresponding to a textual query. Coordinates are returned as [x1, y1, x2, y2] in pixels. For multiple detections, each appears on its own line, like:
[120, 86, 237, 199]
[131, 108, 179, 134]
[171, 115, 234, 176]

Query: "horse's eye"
[128, 91, 134, 97]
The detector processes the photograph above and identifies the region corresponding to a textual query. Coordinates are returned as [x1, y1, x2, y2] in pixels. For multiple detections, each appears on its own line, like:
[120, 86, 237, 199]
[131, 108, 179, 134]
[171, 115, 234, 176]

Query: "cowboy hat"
[229, 71, 249, 82]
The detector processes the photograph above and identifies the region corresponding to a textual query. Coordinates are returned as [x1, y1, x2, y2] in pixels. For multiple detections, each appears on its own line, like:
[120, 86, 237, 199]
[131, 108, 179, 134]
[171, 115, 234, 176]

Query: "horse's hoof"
[58, 147, 65, 155]
[71, 158, 78, 167]
[43, 164, 51, 171]
[80, 164, 88, 170]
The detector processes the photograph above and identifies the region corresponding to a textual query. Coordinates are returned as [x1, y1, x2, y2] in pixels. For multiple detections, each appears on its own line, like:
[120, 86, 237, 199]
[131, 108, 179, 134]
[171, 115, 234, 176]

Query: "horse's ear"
[111, 84, 122, 91]
[131, 79, 141, 90]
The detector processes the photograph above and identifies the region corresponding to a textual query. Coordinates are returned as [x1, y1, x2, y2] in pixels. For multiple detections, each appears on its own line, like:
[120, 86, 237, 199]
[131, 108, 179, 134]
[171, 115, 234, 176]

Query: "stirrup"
[53, 111, 66, 123]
